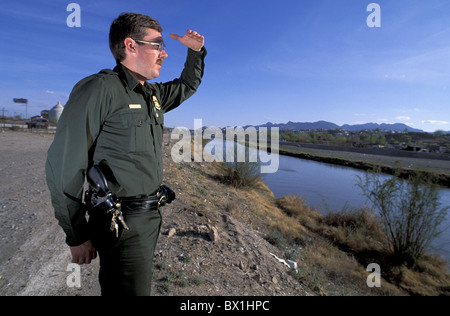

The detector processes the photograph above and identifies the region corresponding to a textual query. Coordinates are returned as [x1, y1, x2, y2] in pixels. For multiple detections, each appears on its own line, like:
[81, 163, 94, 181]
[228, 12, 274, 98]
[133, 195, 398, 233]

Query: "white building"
[49, 101, 64, 123]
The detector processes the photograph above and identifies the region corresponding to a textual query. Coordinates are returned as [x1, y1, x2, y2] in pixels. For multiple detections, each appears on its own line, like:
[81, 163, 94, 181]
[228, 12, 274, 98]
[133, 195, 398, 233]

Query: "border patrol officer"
[45, 13, 206, 296]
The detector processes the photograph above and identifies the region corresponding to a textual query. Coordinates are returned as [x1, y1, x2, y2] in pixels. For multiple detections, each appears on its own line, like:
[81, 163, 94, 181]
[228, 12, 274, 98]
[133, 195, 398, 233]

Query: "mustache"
[156, 58, 164, 65]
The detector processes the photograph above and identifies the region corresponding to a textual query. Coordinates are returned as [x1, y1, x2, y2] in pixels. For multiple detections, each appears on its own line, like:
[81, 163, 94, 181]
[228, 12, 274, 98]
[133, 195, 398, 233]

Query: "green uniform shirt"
[46, 48, 206, 246]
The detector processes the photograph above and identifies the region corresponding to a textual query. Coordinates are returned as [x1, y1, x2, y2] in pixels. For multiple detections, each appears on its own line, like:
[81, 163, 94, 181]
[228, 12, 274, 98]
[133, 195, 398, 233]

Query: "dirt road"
[0, 130, 99, 295]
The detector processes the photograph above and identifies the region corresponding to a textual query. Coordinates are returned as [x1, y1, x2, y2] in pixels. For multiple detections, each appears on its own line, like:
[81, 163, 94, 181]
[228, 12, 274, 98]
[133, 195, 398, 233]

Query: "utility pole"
[1, 107, 6, 128]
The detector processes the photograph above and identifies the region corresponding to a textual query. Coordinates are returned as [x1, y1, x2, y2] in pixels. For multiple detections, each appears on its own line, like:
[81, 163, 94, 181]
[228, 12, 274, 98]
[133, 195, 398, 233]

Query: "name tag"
[129, 104, 141, 109]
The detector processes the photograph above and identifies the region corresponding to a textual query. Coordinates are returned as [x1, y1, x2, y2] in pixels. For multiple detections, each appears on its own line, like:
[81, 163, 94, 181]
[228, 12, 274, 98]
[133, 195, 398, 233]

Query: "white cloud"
[396, 116, 411, 121]
[421, 120, 449, 125]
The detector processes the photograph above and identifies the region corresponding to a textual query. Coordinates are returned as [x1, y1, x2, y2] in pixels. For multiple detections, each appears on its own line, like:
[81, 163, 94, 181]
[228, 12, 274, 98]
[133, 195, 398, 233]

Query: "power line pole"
[1, 107, 7, 129]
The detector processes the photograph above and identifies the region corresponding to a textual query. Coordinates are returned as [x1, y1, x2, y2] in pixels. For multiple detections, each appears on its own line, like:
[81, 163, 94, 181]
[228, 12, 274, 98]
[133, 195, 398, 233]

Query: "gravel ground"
[0, 130, 99, 296]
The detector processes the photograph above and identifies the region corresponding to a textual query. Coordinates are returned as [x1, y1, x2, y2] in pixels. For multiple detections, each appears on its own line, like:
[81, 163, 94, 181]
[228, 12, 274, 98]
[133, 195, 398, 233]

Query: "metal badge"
[152, 96, 161, 111]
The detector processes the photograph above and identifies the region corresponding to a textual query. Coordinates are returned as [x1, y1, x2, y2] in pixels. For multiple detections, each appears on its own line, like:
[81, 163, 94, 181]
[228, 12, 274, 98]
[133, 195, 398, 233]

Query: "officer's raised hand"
[170, 30, 204, 52]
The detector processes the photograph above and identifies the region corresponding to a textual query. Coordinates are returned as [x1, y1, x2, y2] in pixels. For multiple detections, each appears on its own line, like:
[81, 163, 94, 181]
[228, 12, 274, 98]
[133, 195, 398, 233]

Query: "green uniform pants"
[90, 210, 162, 296]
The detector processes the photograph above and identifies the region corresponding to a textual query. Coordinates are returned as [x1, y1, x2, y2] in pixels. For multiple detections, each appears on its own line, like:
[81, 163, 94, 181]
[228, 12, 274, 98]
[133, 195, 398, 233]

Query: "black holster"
[85, 165, 120, 215]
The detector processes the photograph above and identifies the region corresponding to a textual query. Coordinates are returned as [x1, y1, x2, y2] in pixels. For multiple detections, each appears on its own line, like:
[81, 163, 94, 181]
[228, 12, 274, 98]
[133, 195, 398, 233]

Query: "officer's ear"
[124, 37, 137, 56]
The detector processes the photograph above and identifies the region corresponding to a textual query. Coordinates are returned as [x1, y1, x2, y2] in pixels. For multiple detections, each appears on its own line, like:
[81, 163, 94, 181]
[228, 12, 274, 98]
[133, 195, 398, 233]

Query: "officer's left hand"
[170, 30, 204, 52]
[70, 240, 97, 265]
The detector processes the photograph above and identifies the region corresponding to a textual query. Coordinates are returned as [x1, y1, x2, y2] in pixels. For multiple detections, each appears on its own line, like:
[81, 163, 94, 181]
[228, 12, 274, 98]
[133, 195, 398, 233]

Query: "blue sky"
[1, 0, 449, 132]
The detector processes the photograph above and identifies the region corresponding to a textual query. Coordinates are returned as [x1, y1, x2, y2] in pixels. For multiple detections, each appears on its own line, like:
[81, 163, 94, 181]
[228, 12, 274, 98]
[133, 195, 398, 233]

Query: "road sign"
[13, 98, 28, 119]
[13, 98, 28, 104]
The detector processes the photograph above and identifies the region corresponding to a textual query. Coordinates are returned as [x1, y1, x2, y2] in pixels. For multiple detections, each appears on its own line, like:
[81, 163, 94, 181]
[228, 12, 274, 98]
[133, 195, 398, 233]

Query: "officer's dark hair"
[109, 12, 163, 63]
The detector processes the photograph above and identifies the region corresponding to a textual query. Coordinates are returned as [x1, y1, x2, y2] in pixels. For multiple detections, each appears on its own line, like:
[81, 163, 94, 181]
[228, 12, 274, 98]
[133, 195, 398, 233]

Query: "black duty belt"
[120, 185, 175, 215]
[86, 165, 176, 236]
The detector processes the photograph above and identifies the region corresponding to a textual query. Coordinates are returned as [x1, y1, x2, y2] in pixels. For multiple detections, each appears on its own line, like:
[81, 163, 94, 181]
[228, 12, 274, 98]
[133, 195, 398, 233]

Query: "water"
[262, 153, 450, 267]
[263, 156, 372, 212]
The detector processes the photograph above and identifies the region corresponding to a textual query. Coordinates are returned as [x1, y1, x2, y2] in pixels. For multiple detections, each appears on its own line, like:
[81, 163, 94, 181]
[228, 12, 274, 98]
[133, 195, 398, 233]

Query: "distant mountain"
[261, 120, 340, 130]
[341, 123, 423, 133]
[254, 121, 424, 132]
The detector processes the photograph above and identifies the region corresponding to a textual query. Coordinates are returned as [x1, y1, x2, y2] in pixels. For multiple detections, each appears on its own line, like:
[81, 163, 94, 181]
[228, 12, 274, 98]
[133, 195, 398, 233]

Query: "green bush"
[265, 229, 287, 248]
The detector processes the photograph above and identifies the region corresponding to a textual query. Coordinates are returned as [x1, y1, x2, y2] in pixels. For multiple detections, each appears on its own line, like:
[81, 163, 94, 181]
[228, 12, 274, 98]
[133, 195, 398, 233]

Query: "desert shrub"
[222, 160, 261, 188]
[221, 143, 262, 189]
[265, 229, 287, 248]
[356, 170, 449, 266]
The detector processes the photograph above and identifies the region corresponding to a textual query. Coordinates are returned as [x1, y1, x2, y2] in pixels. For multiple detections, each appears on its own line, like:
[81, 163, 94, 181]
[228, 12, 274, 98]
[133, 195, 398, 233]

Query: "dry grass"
[258, 194, 449, 296]
[320, 208, 389, 257]
[276, 195, 323, 232]
[295, 237, 405, 296]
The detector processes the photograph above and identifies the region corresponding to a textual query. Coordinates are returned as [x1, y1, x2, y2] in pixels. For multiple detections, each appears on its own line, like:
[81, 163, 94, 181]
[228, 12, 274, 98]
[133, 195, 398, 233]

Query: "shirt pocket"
[129, 111, 151, 154]
[102, 109, 151, 155]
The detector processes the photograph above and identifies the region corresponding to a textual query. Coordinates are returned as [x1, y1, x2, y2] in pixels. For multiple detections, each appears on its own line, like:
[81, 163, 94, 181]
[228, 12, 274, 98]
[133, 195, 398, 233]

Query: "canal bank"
[278, 143, 450, 188]
[262, 149, 450, 272]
